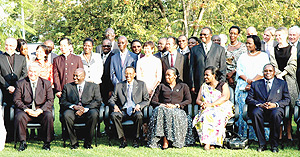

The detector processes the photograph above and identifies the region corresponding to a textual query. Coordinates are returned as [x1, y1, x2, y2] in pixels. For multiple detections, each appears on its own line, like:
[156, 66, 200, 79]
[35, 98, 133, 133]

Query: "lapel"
[25, 77, 33, 98]
[207, 43, 216, 59]
[258, 79, 268, 100]
[122, 81, 128, 98]
[13, 54, 18, 72]
[123, 50, 132, 66]
[35, 78, 43, 99]
[81, 82, 89, 100]
[174, 52, 181, 67]
[267, 78, 279, 101]
[71, 83, 79, 98]
[198, 43, 206, 58]
[132, 80, 138, 97]
[297, 41, 300, 53]
[116, 52, 122, 67]
[2, 54, 12, 73]
[162, 54, 170, 67]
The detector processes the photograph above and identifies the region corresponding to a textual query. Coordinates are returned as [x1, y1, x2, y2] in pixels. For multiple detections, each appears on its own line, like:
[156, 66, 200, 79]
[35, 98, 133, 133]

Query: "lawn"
[0, 98, 299, 157]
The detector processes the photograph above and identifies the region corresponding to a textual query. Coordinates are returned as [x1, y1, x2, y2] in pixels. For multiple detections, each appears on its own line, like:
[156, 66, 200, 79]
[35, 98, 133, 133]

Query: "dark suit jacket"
[13, 77, 54, 112]
[161, 51, 186, 83]
[294, 41, 300, 89]
[246, 78, 290, 112]
[189, 43, 226, 92]
[59, 82, 102, 112]
[101, 51, 115, 92]
[108, 80, 149, 110]
[0, 53, 27, 89]
[110, 50, 138, 86]
[53, 54, 83, 93]
[261, 40, 278, 52]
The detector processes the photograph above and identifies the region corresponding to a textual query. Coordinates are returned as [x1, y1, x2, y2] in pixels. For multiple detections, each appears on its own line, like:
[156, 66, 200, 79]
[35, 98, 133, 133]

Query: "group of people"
[0, 25, 298, 153]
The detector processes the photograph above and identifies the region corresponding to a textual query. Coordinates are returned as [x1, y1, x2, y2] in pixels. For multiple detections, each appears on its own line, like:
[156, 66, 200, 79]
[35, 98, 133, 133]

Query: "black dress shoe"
[257, 145, 266, 152]
[271, 146, 279, 153]
[83, 144, 93, 149]
[18, 141, 27, 151]
[42, 143, 51, 151]
[133, 139, 139, 148]
[119, 140, 127, 148]
[71, 143, 79, 149]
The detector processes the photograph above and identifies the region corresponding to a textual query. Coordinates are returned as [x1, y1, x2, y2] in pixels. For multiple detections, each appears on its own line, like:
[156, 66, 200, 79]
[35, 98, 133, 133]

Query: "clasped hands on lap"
[114, 104, 141, 113]
[257, 102, 277, 109]
[73, 103, 85, 116]
[24, 108, 43, 117]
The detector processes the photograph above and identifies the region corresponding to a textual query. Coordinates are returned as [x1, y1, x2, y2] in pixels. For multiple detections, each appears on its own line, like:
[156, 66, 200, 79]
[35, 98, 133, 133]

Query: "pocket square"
[277, 89, 280, 94]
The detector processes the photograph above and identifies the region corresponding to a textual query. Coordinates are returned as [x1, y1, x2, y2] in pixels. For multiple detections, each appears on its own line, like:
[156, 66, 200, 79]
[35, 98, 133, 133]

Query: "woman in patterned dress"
[193, 66, 234, 150]
[33, 44, 53, 85]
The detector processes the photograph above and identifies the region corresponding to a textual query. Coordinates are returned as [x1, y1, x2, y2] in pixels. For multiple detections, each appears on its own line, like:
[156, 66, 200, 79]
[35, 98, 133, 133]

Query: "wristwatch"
[175, 104, 180, 108]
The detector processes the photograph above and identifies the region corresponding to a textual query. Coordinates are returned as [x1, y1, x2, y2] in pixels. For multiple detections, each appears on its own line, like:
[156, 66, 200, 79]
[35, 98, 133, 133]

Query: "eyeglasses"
[200, 33, 209, 37]
[103, 45, 112, 48]
[132, 46, 141, 48]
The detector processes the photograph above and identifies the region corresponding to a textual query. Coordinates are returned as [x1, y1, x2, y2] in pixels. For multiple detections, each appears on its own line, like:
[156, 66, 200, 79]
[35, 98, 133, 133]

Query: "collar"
[30, 78, 38, 85]
[264, 77, 274, 85]
[203, 41, 212, 48]
[180, 46, 190, 53]
[77, 81, 86, 88]
[4, 52, 15, 56]
[290, 40, 299, 47]
[63, 52, 70, 58]
[103, 51, 111, 56]
[120, 49, 128, 55]
[127, 80, 134, 86]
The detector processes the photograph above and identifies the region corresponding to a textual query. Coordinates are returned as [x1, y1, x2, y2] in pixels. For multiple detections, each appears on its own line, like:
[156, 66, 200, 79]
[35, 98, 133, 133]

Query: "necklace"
[229, 41, 239, 47]
[248, 51, 259, 56]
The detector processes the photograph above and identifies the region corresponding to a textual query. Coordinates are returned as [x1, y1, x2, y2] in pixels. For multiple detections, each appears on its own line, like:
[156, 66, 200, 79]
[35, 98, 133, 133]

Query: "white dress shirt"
[168, 50, 177, 66]
[203, 41, 212, 55]
[79, 52, 103, 84]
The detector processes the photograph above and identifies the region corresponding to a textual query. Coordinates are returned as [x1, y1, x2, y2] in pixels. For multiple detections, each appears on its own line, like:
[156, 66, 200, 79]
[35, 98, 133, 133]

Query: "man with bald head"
[14, 63, 54, 151]
[96, 28, 119, 54]
[60, 68, 102, 149]
[0, 37, 27, 141]
[247, 26, 258, 36]
[110, 36, 138, 86]
[43, 40, 58, 64]
[154, 37, 168, 58]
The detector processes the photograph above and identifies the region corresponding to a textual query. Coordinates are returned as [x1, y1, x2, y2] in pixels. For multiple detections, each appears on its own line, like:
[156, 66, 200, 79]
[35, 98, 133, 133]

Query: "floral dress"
[193, 82, 234, 146]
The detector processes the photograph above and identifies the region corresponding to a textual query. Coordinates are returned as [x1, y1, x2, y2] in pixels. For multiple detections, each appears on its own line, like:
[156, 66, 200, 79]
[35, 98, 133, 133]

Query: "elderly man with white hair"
[289, 26, 300, 90]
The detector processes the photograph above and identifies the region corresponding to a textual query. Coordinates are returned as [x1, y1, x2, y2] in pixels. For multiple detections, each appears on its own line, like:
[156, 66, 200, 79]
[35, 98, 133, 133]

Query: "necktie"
[266, 81, 270, 93]
[32, 82, 36, 111]
[78, 86, 83, 104]
[204, 44, 208, 54]
[170, 54, 174, 67]
[127, 84, 133, 116]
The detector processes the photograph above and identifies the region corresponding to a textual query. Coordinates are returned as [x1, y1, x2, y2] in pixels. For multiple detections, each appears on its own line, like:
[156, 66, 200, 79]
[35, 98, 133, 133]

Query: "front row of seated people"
[11, 63, 290, 153]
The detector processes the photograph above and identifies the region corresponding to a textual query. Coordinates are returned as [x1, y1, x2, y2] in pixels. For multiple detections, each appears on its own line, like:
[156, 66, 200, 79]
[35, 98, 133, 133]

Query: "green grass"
[0, 98, 299, 156]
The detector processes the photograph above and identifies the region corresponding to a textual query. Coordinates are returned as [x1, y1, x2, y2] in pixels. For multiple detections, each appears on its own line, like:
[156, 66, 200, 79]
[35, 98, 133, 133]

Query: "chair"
[60, 105, 105, 147]
[12, 105, 55, 148]
[188, 86, 239, 131]
[294, 101, 300, 148]
[242, 103, 290, 140]
[104, 105, 151, 146]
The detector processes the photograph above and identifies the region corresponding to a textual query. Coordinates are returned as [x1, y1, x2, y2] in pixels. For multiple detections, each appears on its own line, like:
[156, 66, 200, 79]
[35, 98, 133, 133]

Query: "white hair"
[289, 25, 300, 35]
[219, 34, 228, 46]
[264, 27, 276, 37]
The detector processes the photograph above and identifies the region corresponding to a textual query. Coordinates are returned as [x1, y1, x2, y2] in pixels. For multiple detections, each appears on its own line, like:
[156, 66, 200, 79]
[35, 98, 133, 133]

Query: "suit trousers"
[111, 111, 143, 139]
[63, 108, 99, 145]
[250, 107, 284, 147]
[15, 110, 54, 143]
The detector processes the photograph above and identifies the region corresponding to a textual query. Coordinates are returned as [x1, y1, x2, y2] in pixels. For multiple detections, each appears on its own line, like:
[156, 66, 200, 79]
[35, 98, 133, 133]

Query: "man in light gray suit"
[289, 26, 300, 90]
[190, 27, 227, 93]
[96, 28, 119, 54]
[110, 36, 138, 86]
[109, 66, 149, 148]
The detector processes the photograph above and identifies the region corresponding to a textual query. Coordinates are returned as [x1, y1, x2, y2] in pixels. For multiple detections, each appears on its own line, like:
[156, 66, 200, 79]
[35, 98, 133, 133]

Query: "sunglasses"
[103, 45, 112, 48]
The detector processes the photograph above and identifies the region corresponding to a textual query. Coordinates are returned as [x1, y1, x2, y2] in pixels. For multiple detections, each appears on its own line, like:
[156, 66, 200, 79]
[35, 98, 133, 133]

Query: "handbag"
[223, 130, 249, 149]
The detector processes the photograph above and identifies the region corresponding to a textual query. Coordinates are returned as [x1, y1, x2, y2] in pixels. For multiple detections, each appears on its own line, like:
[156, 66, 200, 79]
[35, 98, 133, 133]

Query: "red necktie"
[170, 54, 174, 67]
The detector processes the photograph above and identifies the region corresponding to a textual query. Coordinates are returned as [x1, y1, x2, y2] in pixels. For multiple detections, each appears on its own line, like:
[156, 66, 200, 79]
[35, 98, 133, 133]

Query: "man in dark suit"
[131, 39, 144, 59]
[0, 37, 27, 141]
[289, 26, 300, 90]
[96, 28, 119, 54]
[44, 40, 58, 64]
[178, 35, 190, 85]
[110, 36, 138, 86]
[161, 36, 187, 83]
[100, 39, 115, 134]
[154, 37, 168, 58]
[14, 64, 54, 151]
[189, 27, 227, 93]
[60, 68, 102, 149]
[246, 64, 290, 153]
[53, 37, 83, 98]
[109, 66, 149, 148]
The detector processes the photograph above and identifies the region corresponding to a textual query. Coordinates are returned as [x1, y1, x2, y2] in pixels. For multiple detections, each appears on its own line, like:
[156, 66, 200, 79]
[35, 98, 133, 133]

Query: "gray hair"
[264, 27, 276, 37]
[289, 25, 300, 35]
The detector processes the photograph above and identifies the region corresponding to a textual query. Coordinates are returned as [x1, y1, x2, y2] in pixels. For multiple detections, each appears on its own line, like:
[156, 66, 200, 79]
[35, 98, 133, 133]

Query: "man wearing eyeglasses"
[131, 39, 144, 60]
[96, 28, 119, 54]
[190, 27, 227, 93]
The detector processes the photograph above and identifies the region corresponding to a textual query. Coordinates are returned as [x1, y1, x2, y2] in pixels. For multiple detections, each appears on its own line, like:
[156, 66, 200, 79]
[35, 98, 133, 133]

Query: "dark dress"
[147, 82, 194, 148]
